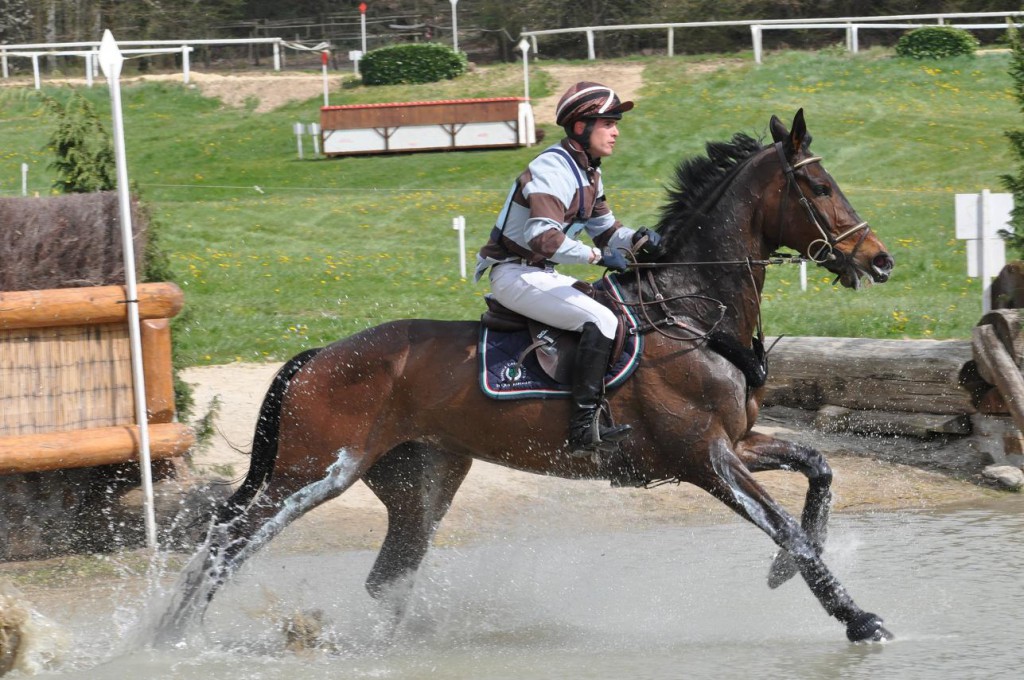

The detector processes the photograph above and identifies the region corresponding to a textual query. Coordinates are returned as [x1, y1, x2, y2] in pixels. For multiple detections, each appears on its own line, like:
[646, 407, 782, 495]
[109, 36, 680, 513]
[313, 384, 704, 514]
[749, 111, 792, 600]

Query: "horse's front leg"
[695, 437, 891, 642]
[735, 431, 832, 588]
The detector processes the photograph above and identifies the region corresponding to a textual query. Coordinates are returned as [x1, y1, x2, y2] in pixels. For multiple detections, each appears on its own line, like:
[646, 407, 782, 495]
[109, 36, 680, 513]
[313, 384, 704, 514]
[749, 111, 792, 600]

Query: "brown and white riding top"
[474, 138, 636, 281]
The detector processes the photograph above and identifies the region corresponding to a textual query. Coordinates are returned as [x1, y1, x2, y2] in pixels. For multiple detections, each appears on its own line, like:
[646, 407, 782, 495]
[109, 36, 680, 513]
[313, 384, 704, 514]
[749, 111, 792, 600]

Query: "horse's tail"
[213, 347, 325, 525]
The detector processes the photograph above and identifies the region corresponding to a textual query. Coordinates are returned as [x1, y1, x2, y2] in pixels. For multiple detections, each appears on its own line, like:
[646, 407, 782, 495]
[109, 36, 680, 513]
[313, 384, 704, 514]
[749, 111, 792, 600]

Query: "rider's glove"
[632, 227, 664, 262]
[597, 247, 629, 272]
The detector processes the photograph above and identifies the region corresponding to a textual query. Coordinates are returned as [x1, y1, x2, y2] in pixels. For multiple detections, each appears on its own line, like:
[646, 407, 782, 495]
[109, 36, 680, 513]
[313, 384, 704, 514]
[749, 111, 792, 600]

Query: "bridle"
[772, 141, 871, 279]
[609, 142, 874, 343]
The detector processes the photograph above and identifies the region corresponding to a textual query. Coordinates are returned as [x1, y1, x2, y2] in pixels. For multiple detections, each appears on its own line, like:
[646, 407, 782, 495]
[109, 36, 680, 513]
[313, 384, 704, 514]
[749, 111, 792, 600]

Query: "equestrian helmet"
[554, 81, 634, 128]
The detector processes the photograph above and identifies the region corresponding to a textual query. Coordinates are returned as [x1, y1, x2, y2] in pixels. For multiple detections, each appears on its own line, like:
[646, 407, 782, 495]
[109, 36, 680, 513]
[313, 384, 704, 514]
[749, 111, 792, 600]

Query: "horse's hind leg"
[361, 442, 472, 616]
[735, 432, 832, 588]
[695, 437, 891, 642]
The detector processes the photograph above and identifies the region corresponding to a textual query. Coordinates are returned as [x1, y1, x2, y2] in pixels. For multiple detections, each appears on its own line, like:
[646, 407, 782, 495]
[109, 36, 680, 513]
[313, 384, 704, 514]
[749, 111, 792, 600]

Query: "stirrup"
[568, 414, 632, 458]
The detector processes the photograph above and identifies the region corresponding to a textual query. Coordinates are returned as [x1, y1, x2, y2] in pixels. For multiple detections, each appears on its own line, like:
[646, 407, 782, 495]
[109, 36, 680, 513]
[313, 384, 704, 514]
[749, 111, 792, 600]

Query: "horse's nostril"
[873, 253, 894, 272]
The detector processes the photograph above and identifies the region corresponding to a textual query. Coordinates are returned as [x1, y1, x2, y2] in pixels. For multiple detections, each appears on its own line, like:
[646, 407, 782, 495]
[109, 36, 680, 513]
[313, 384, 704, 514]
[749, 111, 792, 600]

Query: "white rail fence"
[1, 38, 285, 88]
[521, 11, 1024, 63]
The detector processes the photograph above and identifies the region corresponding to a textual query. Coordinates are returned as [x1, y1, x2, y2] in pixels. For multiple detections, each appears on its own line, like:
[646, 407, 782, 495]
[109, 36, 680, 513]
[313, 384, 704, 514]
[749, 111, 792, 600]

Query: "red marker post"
[359, 3, 368, 54]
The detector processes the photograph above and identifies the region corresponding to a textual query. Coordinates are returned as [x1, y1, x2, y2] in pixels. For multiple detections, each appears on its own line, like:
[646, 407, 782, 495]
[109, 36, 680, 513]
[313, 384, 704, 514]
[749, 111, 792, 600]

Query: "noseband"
[772, 141, 870, 278]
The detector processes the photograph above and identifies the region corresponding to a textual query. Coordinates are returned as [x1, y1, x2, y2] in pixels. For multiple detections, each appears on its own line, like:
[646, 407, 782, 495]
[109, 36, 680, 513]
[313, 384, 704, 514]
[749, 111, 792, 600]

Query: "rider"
[475, 81, 663, 457]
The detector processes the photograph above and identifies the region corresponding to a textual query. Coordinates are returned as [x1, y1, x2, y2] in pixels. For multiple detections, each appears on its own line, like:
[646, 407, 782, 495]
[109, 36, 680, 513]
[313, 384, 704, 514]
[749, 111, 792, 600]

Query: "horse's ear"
[789, 108, 807, 149]
[769, 114, 787, 144]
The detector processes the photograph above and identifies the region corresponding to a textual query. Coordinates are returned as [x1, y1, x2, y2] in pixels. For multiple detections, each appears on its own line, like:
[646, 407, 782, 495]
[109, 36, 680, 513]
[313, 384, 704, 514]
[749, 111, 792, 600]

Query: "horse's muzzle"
[870, 252, 894, 283]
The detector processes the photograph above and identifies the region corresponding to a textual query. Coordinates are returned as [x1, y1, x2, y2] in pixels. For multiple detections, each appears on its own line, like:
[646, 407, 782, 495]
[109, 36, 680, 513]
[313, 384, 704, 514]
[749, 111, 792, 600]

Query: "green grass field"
[0, 48, 1018, 365]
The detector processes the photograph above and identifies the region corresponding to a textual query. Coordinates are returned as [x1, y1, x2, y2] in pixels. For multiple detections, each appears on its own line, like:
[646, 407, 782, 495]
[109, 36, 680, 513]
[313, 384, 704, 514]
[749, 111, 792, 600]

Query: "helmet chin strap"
[565, 120, 600, 167]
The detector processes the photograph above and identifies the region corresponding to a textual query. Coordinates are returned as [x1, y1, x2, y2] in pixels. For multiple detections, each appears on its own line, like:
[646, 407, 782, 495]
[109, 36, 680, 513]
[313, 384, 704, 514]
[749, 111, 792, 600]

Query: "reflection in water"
[18, 496, 1024, 679]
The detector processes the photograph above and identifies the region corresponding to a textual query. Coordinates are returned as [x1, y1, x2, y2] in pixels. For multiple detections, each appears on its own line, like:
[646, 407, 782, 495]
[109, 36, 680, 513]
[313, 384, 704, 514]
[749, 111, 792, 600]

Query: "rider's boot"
[567, 322, 631, 457]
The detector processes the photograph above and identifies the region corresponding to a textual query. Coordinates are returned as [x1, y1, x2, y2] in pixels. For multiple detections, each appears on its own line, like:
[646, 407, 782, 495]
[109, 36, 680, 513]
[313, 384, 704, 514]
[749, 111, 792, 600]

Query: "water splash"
[150, 449, 360, 646]
[0, 581, 68, 674]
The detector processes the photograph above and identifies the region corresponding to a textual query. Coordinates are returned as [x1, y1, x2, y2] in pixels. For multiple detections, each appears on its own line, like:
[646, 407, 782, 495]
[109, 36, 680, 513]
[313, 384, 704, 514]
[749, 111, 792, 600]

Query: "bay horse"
[162, 109, 896, 643]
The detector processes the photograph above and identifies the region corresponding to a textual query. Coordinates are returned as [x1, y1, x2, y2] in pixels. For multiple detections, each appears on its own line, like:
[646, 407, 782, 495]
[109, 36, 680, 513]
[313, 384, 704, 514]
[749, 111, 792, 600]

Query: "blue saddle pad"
[478, 277, 643, 400]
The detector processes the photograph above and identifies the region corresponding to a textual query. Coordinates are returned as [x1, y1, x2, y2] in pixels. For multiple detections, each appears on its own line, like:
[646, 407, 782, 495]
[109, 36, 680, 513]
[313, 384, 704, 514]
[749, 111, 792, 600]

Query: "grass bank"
[0, 49, 1016, 364]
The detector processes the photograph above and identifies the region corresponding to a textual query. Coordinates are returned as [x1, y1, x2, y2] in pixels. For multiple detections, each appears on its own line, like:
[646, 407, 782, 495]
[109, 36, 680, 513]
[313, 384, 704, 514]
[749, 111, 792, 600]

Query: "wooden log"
[813, 404, 971, 438]
[762, 336, 974, 415]
[0, 282, 184, 330]
[141, 318, 175, 423]
[972, 324, 1024, 437]
[0, 422, 195, 476]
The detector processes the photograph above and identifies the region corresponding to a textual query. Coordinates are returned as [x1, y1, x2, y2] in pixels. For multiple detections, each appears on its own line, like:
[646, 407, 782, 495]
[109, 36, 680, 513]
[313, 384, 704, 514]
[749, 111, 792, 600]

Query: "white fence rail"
[1, 38, 285, 87]
[521, 11, 1024, 62]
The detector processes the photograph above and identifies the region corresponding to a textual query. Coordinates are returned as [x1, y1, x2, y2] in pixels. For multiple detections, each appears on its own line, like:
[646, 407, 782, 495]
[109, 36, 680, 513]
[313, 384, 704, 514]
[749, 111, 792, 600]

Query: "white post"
[294, 122, 305, 159]
[667, 27, 674, 57]
[31, 53, 40, 89]
[98, 30, 158, 550]
[799, 260, 807, 291]
[360, 3, 368, 54]
[586, 29, 595, 60]
[956, 189, 1011, 314]
[453, 216, 467, 278]
[450, 0, 460, 53]
[85, 53, 94, 87]
[181, 45, 190, 84]
[518, 38, 530, 101]
[321, 51, 329, 106]
[979, 189, 993, 313]
[20, 163, 28, 196]
[309, 123, 321, 156]
[850, 25, 860, 54]
[273, 40, 281, 71]
[350, 50, 363, 75]
[2, 48, 7, 78]
[751, 25, 762, 64]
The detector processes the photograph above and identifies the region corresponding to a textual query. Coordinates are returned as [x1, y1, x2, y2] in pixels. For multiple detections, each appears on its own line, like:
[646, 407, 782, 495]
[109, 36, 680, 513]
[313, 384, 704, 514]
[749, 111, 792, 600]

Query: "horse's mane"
[655, 133, 764, 243]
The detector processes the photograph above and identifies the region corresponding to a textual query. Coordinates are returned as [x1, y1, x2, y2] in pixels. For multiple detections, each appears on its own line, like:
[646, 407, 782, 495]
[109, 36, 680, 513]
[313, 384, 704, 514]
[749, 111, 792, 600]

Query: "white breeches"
[488, 262, 618, 339]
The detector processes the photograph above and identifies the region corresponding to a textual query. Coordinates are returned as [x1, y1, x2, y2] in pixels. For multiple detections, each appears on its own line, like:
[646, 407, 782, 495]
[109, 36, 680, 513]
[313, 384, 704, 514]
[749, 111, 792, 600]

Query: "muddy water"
[17, 495, 1024, 680]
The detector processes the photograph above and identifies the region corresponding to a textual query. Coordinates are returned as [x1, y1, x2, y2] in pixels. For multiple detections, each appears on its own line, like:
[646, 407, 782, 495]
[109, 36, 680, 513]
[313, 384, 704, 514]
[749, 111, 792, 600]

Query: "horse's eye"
[812, 184, 831, 197]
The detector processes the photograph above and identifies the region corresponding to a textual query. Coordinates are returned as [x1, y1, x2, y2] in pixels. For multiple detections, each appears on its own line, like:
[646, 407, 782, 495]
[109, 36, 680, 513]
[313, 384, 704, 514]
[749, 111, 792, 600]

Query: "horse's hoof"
[767, 550, 798, 589]
[846, 612, 894, 643]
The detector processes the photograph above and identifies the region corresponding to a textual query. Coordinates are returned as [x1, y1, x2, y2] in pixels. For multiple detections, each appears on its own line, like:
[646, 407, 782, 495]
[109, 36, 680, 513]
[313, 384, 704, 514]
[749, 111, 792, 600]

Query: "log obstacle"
[763, 336, 974, 417]
[0, 282, 194, 475]
[762, 321, 1024, 480]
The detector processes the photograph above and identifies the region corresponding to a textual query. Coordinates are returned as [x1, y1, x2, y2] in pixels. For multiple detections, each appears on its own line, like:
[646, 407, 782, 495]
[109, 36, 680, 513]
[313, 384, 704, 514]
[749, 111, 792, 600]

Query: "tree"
[1000, 21, 1024, 257]
[0, 0, 34, 43]
[43, 92, 117, 194]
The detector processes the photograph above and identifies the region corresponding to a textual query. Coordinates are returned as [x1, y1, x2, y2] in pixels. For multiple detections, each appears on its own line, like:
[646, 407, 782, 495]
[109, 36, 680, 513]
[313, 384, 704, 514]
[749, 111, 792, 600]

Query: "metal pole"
[453, 216, 466, 278]
[31, 53, 40, 89]
[181, 45, 190, 84]
[360, 3, 368, 54]
[98, 30, 158, 550]
[450, 0, 460, 53]
[321, 51, 329, 106]
[519, 38, 530, 100]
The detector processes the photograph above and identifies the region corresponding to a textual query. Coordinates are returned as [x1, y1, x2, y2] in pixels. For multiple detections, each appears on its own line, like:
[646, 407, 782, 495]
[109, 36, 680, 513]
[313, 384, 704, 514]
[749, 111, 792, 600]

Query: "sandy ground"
[0, 61, 649, 116]
[180, 362, 997, 556]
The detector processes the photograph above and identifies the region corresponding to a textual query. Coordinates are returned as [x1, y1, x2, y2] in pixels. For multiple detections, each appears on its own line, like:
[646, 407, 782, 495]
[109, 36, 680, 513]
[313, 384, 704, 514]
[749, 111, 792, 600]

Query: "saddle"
[480, 280, 631, 385]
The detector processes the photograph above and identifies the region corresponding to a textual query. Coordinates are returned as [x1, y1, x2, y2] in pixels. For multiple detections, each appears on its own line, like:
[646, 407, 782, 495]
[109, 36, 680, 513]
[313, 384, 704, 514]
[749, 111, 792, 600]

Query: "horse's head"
[766, 109, 894, 289]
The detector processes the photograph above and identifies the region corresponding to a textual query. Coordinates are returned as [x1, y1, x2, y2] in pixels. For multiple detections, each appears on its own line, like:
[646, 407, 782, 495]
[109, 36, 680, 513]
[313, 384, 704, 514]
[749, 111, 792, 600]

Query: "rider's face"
[576, 118, 620, 158]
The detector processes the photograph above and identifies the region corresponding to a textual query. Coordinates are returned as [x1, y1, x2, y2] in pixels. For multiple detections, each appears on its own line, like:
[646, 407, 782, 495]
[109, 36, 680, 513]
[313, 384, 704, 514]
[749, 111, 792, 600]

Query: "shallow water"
[20, 495, 1024, 680]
